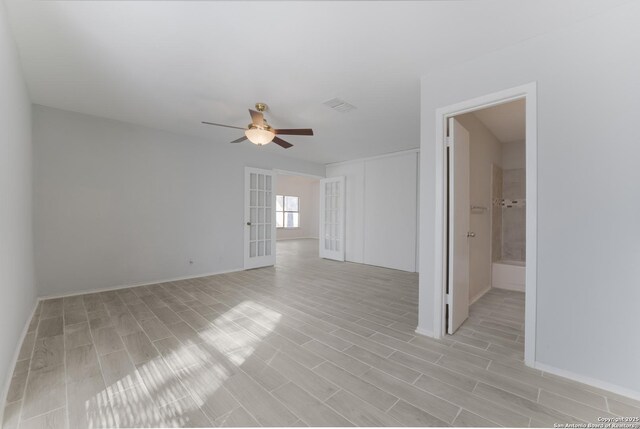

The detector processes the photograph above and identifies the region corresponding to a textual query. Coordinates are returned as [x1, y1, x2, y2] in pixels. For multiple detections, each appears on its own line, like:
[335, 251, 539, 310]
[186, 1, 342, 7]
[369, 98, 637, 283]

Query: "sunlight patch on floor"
[86, 300, 281, 427]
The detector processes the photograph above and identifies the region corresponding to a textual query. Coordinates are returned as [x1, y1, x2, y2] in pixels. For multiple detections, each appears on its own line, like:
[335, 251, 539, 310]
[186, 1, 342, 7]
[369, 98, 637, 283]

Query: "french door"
[319, 176, 346, 261]
[244, 167, 276, 269]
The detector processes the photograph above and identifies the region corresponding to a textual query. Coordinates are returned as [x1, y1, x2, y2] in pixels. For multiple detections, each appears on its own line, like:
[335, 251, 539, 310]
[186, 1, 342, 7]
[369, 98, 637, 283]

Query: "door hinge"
[446, 293, 452, 305]
[446, 136, 452, 147]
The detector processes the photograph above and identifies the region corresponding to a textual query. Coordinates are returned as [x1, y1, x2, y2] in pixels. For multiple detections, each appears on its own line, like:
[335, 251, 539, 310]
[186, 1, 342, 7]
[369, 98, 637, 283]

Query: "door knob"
[467, 232, 476, 238]
[246, 222, 251, 226]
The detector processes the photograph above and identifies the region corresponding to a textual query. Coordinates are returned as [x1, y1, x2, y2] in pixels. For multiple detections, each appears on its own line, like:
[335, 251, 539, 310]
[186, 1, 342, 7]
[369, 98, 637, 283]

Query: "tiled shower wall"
[492, 165, 526, 262]
[502, 168, 526, 261]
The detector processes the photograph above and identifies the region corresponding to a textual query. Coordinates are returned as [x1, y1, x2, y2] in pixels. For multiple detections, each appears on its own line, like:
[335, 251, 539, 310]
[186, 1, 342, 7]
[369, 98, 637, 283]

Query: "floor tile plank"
[453, 409, 499, 427]
[93, 326, 125, 356]
[21, 365, 66, 420]
[122, 331, 159, 364]
[344, 345, 421, 384]
[272, 382, 353, 426]
[413, 373, 529, 427]
[302, 340, 371, 377]
[387, 399, 450, 427]
[313, 362, 398, 412]
[538, 390, 616, 423]
[65, 322, 92, 350]
[269, 352, 339, 400]
[223, 371, 299, 426]
[324, 390, 402, 427]
[18, 406, 66, 429]
[361, 368, 460, 423]
[100, 349, 140, 392]
[2, 401, 21, 429]
[473, 381, 584, 426]
[30, 335, 64, 372]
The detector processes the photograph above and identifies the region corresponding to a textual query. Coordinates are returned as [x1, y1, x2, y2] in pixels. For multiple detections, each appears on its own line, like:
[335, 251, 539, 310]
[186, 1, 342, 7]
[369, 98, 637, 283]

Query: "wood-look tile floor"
[4, 239, 640, 428]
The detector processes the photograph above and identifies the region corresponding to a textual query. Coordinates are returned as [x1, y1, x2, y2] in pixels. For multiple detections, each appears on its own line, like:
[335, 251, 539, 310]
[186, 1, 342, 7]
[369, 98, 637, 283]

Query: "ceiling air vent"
[323, 98, 357, 113]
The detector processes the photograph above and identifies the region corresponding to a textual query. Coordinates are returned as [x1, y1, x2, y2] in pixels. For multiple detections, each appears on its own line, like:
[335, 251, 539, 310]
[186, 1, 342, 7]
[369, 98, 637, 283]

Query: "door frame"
[432, 82, 538, 366]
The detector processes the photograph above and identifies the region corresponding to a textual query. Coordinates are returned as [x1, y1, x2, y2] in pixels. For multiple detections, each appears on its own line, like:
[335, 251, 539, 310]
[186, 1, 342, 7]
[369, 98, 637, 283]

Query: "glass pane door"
[244, 168, 276, 269]
[319, 176, 345, 261]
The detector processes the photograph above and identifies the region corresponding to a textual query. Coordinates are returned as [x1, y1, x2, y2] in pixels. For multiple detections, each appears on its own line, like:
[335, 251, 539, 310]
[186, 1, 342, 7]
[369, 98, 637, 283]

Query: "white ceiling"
[4, 0, 628, 164]
[473, 98, 526, 143]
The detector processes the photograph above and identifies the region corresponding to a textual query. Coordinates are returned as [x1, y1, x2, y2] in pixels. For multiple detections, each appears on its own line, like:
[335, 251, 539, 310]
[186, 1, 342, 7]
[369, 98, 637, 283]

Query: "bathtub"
[492, 260, 525, 292]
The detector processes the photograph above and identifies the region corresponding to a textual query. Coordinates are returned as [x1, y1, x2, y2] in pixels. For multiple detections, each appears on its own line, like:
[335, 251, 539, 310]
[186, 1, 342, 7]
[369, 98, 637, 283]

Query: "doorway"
[273, 171, 321, 267]
[433, 83, 537, 366]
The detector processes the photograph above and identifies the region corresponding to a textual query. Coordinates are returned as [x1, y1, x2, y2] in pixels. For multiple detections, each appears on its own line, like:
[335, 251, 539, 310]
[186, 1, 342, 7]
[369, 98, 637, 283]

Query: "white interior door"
[320, 176, 346, 261]
[244, 167, 276, 269]
[448, 118, 471, 334]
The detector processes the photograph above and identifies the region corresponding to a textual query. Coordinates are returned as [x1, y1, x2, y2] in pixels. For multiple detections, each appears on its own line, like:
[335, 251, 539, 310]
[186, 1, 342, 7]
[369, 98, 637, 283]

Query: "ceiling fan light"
[245, 127, 275, 145]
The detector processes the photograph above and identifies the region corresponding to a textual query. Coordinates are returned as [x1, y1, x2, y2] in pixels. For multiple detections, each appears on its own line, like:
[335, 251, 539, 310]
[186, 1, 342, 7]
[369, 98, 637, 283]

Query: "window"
[276, 195, 299, 228]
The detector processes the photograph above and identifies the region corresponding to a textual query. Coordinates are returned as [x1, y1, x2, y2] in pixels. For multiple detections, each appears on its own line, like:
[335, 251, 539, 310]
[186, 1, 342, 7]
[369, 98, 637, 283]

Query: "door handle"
[467, 232, 476, 238]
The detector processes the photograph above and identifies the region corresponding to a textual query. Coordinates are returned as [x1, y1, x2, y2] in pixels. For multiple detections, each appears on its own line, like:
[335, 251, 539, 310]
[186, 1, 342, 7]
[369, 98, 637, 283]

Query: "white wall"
[33, 106, 325, 297]
[327, 150, 418, 272]
[419, 3, 640, 396]
[0, 0, 37, 408]
[275, 175, 319, 240]
[456, 114, 502, 303]
[502, 139, 526, 169]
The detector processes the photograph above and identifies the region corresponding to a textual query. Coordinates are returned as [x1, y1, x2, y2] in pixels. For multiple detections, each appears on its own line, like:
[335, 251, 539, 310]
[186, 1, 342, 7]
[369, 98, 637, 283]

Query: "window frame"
[276, 195, 300, 229]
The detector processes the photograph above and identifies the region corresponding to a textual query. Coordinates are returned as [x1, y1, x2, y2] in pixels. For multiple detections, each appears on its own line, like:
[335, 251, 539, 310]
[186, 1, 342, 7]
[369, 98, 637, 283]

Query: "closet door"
[362, 152, 418, 272]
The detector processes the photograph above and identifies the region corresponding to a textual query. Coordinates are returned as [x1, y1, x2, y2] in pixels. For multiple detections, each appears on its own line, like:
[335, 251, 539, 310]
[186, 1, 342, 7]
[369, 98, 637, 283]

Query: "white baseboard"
[493, 283, 526, 292]
[414, 326, 435, 338]
[534, 361, 640, 402]
[470, 285, 492, 305]
[37, 268, 244, 300]
[0, 298, 39, 424]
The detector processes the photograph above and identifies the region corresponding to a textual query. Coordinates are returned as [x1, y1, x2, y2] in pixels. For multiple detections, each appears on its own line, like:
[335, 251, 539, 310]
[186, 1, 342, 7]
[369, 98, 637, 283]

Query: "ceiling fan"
[202, 103, 313, 149]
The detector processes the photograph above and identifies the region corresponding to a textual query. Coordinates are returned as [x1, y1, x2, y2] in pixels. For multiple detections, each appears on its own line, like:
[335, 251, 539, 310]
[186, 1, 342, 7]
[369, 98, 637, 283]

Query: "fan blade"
[249, 109, 264, 126]
[202, 121, 246, 130]
[274, 128, 314, 136]
[230, 136, 247, 144]
[272, 136, 293, 149]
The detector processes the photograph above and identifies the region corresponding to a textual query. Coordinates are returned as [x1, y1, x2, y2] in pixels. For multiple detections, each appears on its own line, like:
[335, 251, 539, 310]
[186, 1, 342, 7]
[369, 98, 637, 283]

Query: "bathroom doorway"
[433, 83, 537, 366]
